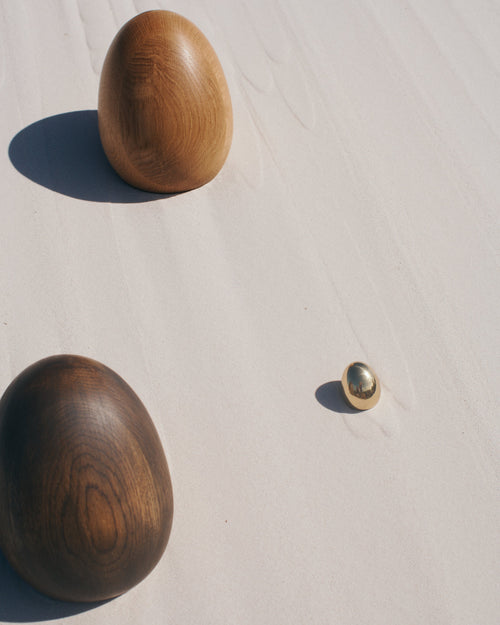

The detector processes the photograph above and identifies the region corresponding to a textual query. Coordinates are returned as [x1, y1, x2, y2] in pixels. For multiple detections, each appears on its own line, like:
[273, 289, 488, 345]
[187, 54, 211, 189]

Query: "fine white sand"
[0, 1, 498, 623]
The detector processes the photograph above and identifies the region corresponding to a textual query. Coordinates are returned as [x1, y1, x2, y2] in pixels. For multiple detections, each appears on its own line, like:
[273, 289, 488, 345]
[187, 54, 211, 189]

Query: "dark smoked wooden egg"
[98, 10, 233, 193]
[0, 355, 173, 602]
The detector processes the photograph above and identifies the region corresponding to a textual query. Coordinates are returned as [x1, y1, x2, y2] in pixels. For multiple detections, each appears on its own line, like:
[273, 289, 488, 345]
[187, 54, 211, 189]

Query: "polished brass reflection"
[341, 362, 381, 410]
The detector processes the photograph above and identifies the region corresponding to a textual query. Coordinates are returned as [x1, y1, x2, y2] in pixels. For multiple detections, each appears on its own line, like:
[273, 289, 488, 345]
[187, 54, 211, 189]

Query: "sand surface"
[0, 1, 498, 623]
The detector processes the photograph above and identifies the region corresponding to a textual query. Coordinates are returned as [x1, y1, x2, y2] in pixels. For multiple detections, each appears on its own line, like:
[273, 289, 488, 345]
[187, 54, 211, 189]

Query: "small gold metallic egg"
[341, 362, 381, 411]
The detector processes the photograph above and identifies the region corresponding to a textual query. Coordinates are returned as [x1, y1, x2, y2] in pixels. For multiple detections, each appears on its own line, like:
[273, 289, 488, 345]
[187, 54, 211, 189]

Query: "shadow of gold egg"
[341, 362, 381, 411]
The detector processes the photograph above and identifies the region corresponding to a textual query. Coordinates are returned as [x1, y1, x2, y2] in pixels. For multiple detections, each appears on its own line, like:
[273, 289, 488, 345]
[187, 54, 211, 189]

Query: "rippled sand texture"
[0, 1, 498, 624]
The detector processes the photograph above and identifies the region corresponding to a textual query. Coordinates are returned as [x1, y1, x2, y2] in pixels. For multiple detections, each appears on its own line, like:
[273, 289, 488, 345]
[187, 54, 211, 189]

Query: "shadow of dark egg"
[8, 110, 174, 203]
[0, 549, 108, 622]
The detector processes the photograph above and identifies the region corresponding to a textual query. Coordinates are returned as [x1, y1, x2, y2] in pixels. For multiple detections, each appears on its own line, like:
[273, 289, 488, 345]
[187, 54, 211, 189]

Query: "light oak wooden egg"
[0, 355, 173, 603]
[98, 10, 233, 193]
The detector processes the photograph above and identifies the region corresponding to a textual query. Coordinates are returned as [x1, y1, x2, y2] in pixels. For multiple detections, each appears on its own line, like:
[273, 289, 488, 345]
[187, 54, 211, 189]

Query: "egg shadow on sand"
[315, 381, 359, 414]
[0, 548, 110, 622]
[8, 110, 175, 203]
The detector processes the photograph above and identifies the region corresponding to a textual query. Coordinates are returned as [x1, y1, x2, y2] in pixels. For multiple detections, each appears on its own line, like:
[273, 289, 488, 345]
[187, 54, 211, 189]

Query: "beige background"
[0, 0, 498, 623]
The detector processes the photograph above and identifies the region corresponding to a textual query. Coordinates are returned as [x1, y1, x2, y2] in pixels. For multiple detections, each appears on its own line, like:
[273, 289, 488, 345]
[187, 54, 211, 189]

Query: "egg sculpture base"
[98, 10, 233, 193]
[0, 355, 173, 603]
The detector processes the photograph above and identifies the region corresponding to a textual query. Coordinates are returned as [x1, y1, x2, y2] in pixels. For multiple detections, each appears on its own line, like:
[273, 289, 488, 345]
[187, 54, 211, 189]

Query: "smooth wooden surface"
[0, 355, 173, 603]
[98, 10, 233, 193]
[1, 1, 499, 623]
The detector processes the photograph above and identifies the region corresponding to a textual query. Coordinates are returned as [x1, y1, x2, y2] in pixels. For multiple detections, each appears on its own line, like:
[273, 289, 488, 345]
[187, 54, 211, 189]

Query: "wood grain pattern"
[0, 355, 173, 603]
[2, 2, 499, 623]
[98, 10, 233, 193]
